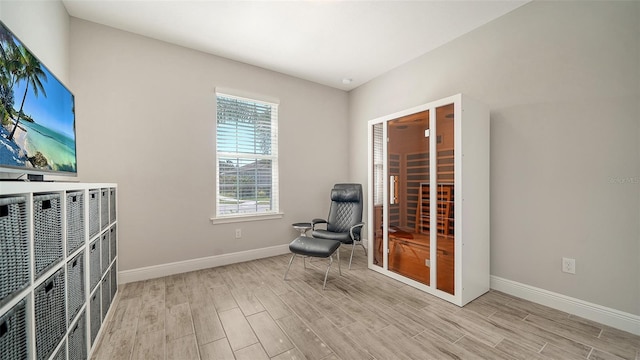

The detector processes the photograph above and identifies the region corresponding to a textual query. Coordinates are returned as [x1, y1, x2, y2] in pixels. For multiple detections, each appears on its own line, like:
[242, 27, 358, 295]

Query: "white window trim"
[213, 90, 281, 220]
[210, 212, 284, 225]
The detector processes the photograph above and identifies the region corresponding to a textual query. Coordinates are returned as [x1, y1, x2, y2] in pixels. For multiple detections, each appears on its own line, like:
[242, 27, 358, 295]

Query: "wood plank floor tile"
[254, 287, 293, 320]
[232, 286, 266, 316]
[185, 280, 215, 311]
[270, 348, 307, 360]
[89, 250, 640, 360]
[278, 290, 325, 324]
[589, 348, 628, 360]
[342, 321, 402, 360]
[118, 281, 144, 300]
[210, 284, 239, 312]
[93, 325, 136, 360]
[200, 338, 235, 360]
[373, 324, 436, 360]
[247, 311, 294, 357]
[465, 309, 547, 352]
[412, 329, 485, 360]
[406, 306, 465, 343]
[540, 342, 590, 360]
[309, 317, 373, 360]
[491, 310, 593, 357]
[494, 337, 544, 360]
[277, 315, 334, 360]
[464, 297, 500, 317]
[165, 274, 189, 308]
[137, 297, 165, 334]
[131, 330, 164, 360]
[234, 342, 270, 360]
[166, 334, 200, 360]
[192, 304, 226, 345]
[142, 278, 165, 301]
[338, 295, 390, 331]
[363, 300, 426, 336]
[454, 335, 515, 360]
[525, 313, 603, 339]
[200, 267, 228, 288]
[306, 294, 356, 329]
[109, 297, 142, 332]
[165, 302, 195, 341]
[219, 307, 259, 351]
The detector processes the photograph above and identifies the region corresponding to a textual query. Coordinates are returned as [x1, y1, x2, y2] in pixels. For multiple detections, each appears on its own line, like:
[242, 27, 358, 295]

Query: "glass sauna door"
[370, 103, 455, 295]
[435, 103, 455, 295]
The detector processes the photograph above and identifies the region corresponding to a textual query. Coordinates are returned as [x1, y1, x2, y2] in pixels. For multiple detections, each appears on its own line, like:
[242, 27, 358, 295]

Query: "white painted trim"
[491, 276, 640, 336]
[118, 244, 290, 284]
[215, 87, 280, 105]
[210, 212, 284, 224]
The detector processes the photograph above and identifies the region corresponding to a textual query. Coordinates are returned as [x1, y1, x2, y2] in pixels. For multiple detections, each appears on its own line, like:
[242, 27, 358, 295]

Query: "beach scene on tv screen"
[0, 22, 76, 174]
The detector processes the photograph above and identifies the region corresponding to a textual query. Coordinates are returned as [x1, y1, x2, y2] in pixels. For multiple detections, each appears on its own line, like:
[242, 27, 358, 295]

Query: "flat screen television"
[0, 20, 76, 179]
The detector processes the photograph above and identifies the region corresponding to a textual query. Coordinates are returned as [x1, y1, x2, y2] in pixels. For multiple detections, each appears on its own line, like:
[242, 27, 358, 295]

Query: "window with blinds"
[373, 123, 384, 206]
[216, 92, 279, 217]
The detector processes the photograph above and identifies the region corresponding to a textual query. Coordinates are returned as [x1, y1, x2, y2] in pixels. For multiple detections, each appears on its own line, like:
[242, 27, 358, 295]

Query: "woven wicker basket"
[66, 191, 85, 255]
[89, 288, 101, 346]
[33, 193, 63, 279]
[35, 268, 66, 360]
[109, 188, 116, 224]
[110, 262, 117, 301]
[109, 225, 117, 264]
[101, 277, 110, 320]
[51, 340, 66, 360]
[0, 196, 29, 306]
[67, 251, 85, 325]
[88, 189, 99, 239]
[100, 231, 110, 276]
[89, 239, 100, 292]
[68, 311, 86, 360]
[100, 189, 109, 230]
[0, 299, 27, 360]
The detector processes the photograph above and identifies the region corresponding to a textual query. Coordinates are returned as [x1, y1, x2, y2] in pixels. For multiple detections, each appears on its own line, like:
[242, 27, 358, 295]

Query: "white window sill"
[210, 212, 284, 225]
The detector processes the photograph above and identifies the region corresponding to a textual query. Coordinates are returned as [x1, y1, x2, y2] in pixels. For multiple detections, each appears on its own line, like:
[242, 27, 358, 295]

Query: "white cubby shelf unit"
[0, 182, 118, 360]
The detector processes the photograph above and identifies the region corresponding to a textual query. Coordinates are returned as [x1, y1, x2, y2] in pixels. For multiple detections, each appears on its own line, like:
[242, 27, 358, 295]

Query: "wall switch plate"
[425, 259, 431, 267]
[562, 257, 576, 274]
[235, 228, 242, 239]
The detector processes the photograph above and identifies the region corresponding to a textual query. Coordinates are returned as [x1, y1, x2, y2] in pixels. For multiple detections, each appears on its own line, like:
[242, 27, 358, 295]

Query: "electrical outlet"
[562, 257, 576, 274]
[235, 228, 242, 239]
[425, 259, 431, 267]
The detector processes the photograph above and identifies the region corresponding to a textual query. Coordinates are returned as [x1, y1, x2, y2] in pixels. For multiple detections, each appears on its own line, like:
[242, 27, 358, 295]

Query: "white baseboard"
[491, 276, 640, 336]
[118, 244, 290, 284]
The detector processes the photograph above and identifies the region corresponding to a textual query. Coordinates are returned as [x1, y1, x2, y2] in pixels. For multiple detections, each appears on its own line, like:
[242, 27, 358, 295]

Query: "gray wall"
[0, 0, 69, 84]
[69, 19, 350, 271]
[349, 1, 640, 315]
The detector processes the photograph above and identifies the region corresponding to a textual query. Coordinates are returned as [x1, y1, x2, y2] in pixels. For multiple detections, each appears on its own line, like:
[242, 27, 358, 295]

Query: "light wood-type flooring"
[91, 247, 640, 360]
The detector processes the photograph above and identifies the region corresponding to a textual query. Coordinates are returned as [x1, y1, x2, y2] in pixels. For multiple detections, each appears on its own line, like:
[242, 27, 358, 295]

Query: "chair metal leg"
[284, 254, 296, 280]
[337, 248, 341, 276]
[303, 256, 307, 269]
[349, 243, 356, 269]
[323, 255, 334, 290]
[359, 242, 367, 255]
[348, 240, 367, 269]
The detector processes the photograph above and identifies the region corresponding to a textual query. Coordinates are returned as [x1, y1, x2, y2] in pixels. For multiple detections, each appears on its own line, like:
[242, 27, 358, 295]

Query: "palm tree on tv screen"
[7, 45, 47, 141]
[0, 27, 19, 123]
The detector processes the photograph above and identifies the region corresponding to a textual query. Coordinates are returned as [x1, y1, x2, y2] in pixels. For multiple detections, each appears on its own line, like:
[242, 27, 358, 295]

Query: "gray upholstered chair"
[311, 183, 366, 269]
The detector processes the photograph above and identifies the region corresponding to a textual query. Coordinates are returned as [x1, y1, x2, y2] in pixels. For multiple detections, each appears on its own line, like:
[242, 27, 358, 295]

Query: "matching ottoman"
[283, 236, 341, 290]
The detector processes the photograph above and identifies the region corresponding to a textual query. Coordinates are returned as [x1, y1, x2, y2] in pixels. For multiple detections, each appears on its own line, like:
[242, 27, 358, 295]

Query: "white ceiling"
[62, 0, 528, 91]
